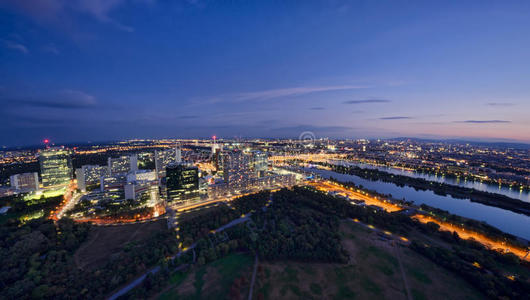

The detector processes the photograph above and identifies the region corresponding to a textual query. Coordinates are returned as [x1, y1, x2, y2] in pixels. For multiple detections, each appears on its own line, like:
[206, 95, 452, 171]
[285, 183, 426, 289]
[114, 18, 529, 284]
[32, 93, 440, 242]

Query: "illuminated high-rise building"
[250, 151, 268, 177]
[223, 150, 254, 190]
[76, 165, 108, 192]
[166, 164, 199, 205]
[100, 174, 127, 192]
[39, 147, 72, 187]
[10, 172, 39, 192]
[212, 147, 222, 172]
[176, 146, 182, 164]
[155, 146, 182, 178]
[211, 138, 222, 155]
[124, 181, 159, 205]
[108, 154, 138, 175]
[126, 170, 156, 182]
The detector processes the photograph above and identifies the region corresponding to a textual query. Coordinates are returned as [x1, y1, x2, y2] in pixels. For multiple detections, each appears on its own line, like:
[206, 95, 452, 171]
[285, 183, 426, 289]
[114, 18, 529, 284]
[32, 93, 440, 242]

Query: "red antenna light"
[212, 135, 217, 140]
[44, 139, 49, 144]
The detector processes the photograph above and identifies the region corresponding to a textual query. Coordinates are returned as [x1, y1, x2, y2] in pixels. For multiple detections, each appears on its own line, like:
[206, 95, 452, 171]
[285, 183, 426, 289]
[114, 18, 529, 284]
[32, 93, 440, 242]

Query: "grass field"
[158, 253, 254, 300]
[74, 219, 167, 269]
[252, 221, 483, 300]
[150, 219, 484, 300]
[24, 187, 66, 200]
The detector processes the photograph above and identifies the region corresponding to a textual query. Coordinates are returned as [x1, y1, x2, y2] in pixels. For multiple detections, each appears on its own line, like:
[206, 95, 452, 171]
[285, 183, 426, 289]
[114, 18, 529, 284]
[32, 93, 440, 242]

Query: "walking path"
[106, 194, 273, 300]
[248, 254, 259, 300]
[394, 243, 412, 300]
[108, 266, 161, 300]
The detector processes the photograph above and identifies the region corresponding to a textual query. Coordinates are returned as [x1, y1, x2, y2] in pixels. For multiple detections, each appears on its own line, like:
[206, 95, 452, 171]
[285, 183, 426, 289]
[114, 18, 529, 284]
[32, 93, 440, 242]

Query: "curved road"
[106, 194, 273, 300]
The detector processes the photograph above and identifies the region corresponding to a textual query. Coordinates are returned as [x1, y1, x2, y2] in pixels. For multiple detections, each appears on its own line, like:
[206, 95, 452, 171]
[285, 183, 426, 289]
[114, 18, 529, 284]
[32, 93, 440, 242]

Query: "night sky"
[1, 1, 529, 146]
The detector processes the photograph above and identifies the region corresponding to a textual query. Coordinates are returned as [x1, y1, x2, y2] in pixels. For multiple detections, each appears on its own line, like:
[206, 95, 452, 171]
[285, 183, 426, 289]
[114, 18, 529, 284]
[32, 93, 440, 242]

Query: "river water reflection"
[329, 161, 530, 203]
[307, 167, 530, 240]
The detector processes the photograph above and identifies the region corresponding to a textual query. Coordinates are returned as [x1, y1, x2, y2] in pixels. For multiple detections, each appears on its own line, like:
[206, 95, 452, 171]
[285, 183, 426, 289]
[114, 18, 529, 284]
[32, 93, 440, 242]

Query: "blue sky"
[1, 0, 529, 146]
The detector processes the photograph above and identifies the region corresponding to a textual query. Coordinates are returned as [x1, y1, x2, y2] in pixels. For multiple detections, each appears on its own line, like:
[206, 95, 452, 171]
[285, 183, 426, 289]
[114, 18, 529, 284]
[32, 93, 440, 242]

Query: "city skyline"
[1, 1, 530, 146]
[1, 2, 530, 299]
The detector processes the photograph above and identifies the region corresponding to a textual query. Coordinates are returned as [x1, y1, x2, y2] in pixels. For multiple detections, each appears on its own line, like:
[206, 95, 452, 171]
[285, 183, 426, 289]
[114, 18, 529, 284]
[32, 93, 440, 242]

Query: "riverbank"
[314, 162, 530, 217]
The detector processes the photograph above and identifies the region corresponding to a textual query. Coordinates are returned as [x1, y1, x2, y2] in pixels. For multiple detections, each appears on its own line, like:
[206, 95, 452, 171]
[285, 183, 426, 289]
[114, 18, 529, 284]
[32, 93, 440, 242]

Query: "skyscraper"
[76, 165, 109, 192]
[211, 144, 222, 173]
[108, 154, 138, 175]
[39, 147, 73, 187]
[223, 150, 254, 190]
[155, 146, 182, 179]
[166, 164, 199, 205]
[176, 146, 182, 164]
[250, 151, 268, 177]
[100, 174, 127, 192]
[10, 172, 39, 192]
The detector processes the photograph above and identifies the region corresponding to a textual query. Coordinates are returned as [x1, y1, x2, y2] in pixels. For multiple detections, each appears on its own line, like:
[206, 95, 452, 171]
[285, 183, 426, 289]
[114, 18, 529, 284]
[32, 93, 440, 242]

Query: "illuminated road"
[75, 214, 158, 225]
[308, 180, 403, 212]
[309, 179, 530, 261]
[172, 188, 280, 214]
[56, 190, 85, 220]
[49, 180, 77, 221]
[350, 218, 410, 244]
[413, 214, 530, 262]
[108, 194, 273, 300]
[269, 153, 346, 163]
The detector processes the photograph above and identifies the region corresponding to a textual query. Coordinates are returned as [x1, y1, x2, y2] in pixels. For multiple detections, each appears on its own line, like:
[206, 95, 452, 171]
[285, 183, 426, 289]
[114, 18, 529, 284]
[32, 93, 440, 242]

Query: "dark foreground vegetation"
[178, 191, 270, 248]
[0, 194, 63, 225]
[177, 189, 347, 264]
[0, 217, 177, 299]
[126, 187, 529, 299]
[2, 186, 529, 299]
[333, 177, 526, 248]
[122, 188, 350, 299]
[417, 204, 527, 248]
[316, 161, 530, 216]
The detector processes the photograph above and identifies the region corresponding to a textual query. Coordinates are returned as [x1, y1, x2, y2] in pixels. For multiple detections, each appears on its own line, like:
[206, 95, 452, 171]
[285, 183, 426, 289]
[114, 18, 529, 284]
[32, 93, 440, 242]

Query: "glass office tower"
[166, 164, 199, 205]
[39, 147, 73, 187]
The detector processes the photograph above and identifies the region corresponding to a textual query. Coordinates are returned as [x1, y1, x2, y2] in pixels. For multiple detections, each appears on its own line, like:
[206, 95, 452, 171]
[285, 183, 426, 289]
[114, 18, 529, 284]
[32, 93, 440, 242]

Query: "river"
[307, 167, 530, 240]
[330, 160, 530, 203]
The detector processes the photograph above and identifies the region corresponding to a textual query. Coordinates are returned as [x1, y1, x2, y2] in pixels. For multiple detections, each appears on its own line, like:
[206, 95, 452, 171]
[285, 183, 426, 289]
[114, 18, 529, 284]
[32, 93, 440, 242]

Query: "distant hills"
[389, 137, 530, 149]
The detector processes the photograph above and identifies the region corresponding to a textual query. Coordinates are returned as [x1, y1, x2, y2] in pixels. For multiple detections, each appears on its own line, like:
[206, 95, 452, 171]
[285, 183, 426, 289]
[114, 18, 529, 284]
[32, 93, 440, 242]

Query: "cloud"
[3, 40, 29, 53]
[270, 125, 352, 133]
[235, 85, 367, 101]
[343, 99, 391, 104]
[379, 116, 412, 120]
[310, 107, 325, 110]
[2, 114, 72, 128]
[454, 120, 511, 124]
[58, 89, 97, 106]
[1, 0, 142, 32]
[74, 0, 135, 32]
[179, 115, 199, 119]
[0, 89, 97, 109]
[43, 43, 60, 54]
[486, 102, 515, 107]
[0, 0, 63, 21]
